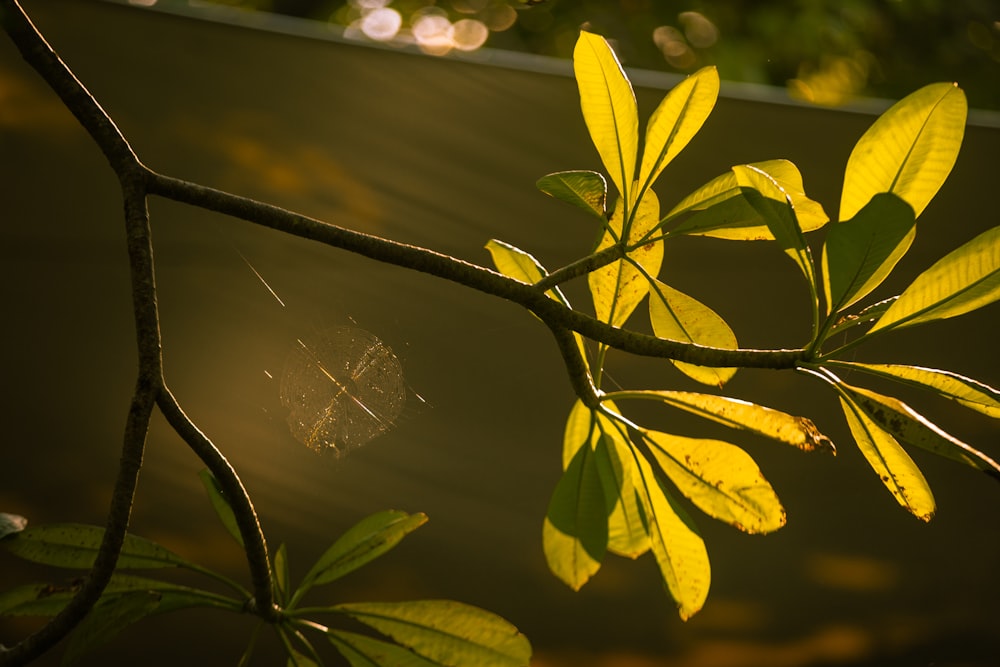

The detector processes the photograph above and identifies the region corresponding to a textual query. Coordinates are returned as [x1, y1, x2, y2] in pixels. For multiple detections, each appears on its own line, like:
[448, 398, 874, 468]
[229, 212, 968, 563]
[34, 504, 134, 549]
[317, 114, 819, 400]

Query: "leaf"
[870, 225, 1000, 333]
[666, 160, 828, 240]
[636, 66, 719, 199]
[840, 82, 967, 222]
[574, 31, 639, 204]
[198, 469, 244, 548]
[297, 511, 428, 596]
[62, 591, 162, 665]
[1, 524, 193, 570]
[640, 429, 786, 534]
[732, 165, 817, 291]
[543, 440, 607, 590]
[536, 170, 607, 220]
[822, 193, 916, 316]
[826, 296, 898, 336]
[838, 395, 936, 521]
[0, 513, 27, 540]
[329, 629, 442, 667]
[613, 390, 835, 454]
[484, 239, 570, 306]
[837, 383, 1000, 480]
[589, 192, 663, 327]
[334, 600, 531, 667]
[274, 543, 290, 605]
[825, 361, 1000, 418]
[648, 280, 738, 387]
[632, 452, 709, 620]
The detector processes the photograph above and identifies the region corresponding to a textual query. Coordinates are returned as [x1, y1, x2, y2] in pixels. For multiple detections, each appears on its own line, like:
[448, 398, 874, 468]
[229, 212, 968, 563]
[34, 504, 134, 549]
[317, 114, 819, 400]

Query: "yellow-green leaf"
[648, 280, 738, 387]
[589, 193, 663, 327]
[636, 66, 719, 201]
[536, 170, 607, 220]
[666, 159, 828, 240]
[574, 31, 638, 204]
[640, 429, 786, 534]
[825, 361, 1000, 418]
[328, 630, 442, 667]
[484, 239, 570, 306]
[633, 452, 709, 620]
[839, 383, 1000, 479]
[840, 82, 966, 221]
[609, 390, 835, 454]
[838, 396, 936, 521]
[870, 225, 1000, 333]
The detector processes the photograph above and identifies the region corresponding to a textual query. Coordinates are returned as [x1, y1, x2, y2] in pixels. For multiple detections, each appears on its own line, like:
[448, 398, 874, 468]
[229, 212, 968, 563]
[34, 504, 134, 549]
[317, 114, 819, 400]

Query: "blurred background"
[1, 0, 998, 666]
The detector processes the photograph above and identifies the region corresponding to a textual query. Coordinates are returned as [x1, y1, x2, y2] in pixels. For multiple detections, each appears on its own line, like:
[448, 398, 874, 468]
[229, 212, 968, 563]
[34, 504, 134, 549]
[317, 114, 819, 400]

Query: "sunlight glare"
[452, 19, 489, 51]
[360, 6, 403, 42]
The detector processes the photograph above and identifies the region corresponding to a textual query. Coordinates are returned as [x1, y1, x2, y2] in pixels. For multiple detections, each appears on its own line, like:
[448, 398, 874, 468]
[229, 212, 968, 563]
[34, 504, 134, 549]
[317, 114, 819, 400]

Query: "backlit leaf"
[870, 225, 1000, 333]
[484, 239, 570, 306]
[589, 193, 663, 327]
[838, 383, 1000, 480]
[838, 396, 935, 521]
[826, 296, 898, 336]
[1, 524, 192, 570]
[648, 280, 737, 387]
[666, 160, 828, 240]
[329, 630, 441, 667]
[198, 469, 244, 548]
[334, 600, 531, 667]
[637, 66, 719, 200]
[274, 542, 290, 604]
[633, 452, 709, 620]
[640, 429, 786, 534]
[822, 193, 916, 315]
[62, 591, 162, 664]
[840, 82, 966, 221]
[543, 441, 607, 590]
[574, 31, 638, 203]
[536, 170, 607, 220]
[824, 361, 1000, 418]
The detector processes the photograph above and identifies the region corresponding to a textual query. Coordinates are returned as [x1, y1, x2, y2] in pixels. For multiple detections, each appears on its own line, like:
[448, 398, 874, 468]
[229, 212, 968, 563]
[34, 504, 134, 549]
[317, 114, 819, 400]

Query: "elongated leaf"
[648, 280, 737, 387]
[612, 390, 835, 454]
[825, 361, 1000, 418]
[0, 513, 27, 540]
[637, 67, 719, 198]
[822, 193, 916, 315]
[666, 160, 828, 240]
[640, 430, 786, 534]
[274, 542, 290, 605]
[62, 591, 162, 664]
[826, 296, 898, 336]
[838, 383, 1000, 480]
[838, 396, 935, 521]
[536, 170, 607, 220]
[870, 225, 1000, 333]
[732, 165, 818, 292]
[484, 239, 570, 306]
[298, 511, 428, 595]
[1, 524, 192, 570]
[198, 469, 244, 548]
[589, 193, 663, 327]
[840, 83, 967, 221]
[543, 441, 607, 590]
[574, 31, 639, 204]
[335, 600, 531, 667]
[329, 629, 441, 667]
[632, 452, 709, 620]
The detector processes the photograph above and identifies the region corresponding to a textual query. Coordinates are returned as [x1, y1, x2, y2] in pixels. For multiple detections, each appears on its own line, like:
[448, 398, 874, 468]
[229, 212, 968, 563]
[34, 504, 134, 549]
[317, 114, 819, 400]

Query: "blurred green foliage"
[203, 0, 999, 109]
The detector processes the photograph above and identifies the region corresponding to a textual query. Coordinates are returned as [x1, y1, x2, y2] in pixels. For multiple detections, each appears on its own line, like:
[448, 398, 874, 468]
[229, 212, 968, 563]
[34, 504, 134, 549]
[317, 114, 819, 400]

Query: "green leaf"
[826, 296, 898, 337]
[666, 160, 828, 240]
[837, 383, 1000, 480]
[589, 192, 663, 327]
[838, 395, 936, 521]
[824, 361, 1000, 418]
[484, 239, 570, 306]
[632, 452, 709, 620]
[610, 390, 835, 454]
[274, 542, 290, 605]
[1, 524, 193, 570]
[640, 429, 786, 534]
[62, 591, 162, 665]
[543, 439, 607, 590]
[840, 82, 967, 222]
[334, 600, 531, 667]
[822, 193, 916, 316]
[574, 31, 639, 204]
[732, 165, 817, 291]
[197, 469, 244, 548]
[0, 513, 27, 540]
[329, 630, 442, 667]
[636, 66, 719, 199]
[296, 511, 428, 598]
[870, 225, 1000, 333]
[536, 170, 607, 220]
[648, 280, 738, 387]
